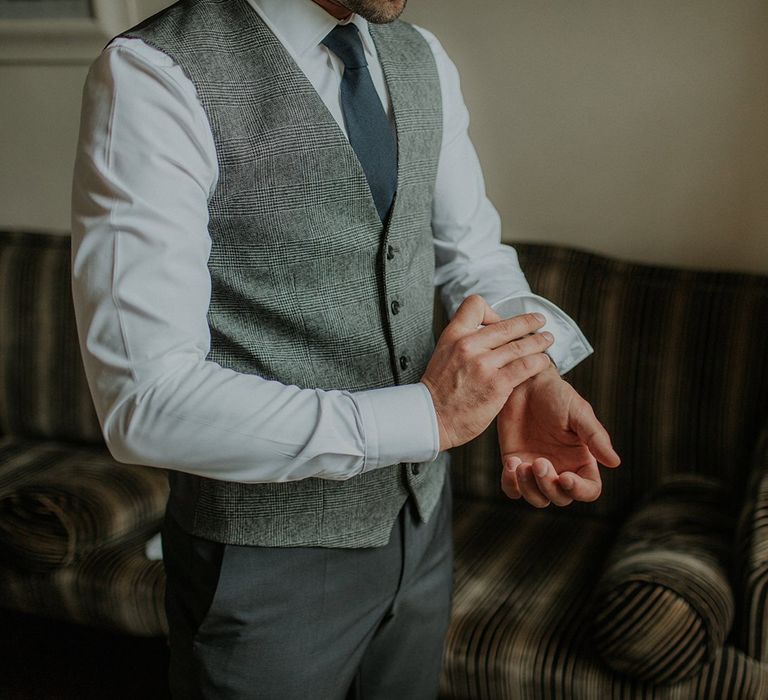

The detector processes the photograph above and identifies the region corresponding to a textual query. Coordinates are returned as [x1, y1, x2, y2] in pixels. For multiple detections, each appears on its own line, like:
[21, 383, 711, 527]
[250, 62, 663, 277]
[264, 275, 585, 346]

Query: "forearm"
[90, 357, 437, 482]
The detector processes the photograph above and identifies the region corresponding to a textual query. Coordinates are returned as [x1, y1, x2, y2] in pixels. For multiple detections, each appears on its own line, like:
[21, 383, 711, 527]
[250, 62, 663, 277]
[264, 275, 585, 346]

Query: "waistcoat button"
[391, 300, 401, 315]
[399, 355, 410, 370]
[411, 463, 421, 476]
[386, 245, 396, 260]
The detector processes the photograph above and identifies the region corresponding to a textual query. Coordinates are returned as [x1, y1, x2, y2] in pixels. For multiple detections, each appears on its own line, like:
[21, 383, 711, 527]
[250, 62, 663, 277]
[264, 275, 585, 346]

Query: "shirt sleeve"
[70, 39, 439, 484]
[413, 26, 593, 375]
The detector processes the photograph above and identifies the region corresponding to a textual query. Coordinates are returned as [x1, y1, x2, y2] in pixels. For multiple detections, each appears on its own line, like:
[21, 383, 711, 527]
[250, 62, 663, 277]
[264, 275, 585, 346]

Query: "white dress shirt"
[70, 0, 592, 487]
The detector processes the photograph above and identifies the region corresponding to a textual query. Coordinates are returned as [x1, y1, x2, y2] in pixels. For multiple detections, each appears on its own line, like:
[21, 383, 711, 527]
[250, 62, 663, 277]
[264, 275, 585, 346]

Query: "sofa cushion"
[590, 475, 735, 684]
[0, 536, 167, 637]
[0, 231, 102, 443]
[441, 497, 767, 699]
[0, 438, 168, 571]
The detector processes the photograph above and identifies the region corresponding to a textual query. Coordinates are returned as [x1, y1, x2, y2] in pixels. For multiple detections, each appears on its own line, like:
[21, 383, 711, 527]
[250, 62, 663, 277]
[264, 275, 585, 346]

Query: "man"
[71, 0, 620, 697]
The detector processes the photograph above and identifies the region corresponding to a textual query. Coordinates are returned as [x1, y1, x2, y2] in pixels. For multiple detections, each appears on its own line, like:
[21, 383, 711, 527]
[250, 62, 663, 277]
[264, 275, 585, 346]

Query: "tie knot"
[321, 23, 367, 70]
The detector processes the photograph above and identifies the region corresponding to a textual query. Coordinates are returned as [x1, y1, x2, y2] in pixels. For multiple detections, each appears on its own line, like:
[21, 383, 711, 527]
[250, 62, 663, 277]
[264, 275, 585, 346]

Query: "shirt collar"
[247, 0, 377, 59]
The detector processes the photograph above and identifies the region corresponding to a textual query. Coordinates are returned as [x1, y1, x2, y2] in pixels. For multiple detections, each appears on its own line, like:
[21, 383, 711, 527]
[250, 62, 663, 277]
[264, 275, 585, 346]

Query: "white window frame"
[0, 0, 140, 63]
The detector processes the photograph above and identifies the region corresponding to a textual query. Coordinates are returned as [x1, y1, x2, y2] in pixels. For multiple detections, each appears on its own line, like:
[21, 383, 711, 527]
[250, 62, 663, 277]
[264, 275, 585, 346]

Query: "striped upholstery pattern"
[591, 475, 736, 683]
[0, 536, 167, 637]
[0, 231, 102, 443]
[447, 244, 768, 517]
[3, 223, 768, 700]
[735, 425, 768, 660]
[441, 499, 768, 699]
[0, 437, 168, 570]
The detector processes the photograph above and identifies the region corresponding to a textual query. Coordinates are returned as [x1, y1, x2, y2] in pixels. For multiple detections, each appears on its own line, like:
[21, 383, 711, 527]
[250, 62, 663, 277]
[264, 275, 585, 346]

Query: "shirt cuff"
[352, 383, 440, 472]
[490, 293, 594, 374]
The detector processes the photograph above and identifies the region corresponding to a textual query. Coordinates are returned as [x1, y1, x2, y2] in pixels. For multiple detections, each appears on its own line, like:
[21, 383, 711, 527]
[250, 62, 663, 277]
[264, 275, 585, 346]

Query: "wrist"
[420, 380, 453, 452]
[532, 361, 562, 386]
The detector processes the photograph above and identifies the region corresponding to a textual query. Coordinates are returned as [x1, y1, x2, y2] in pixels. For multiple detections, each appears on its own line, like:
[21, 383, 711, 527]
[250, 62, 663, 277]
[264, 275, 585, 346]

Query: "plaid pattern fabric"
[591, 475, 736, 684]
[441, 499, 768, 699]
[121, 0, 447, 548]
[448, 244, 768, 516]
[0, 231, 101, 443]
[735, 425, 768, 660]
[0, 437, 168, 571]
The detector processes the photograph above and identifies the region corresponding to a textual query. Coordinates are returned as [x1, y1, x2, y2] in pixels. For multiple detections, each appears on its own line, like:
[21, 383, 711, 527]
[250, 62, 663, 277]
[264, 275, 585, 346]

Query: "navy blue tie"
[322, 24, 398, 221]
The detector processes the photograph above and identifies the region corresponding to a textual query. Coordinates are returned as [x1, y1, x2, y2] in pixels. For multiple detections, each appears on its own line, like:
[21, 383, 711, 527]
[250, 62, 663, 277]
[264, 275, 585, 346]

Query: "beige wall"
[1, 0, 766, 273]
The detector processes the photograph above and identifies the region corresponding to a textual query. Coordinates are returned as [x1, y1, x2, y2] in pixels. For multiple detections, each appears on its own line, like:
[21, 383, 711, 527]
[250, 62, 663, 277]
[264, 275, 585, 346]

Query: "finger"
[474, 312, 547, 350]
[482, 307, 504, 325]
[489, 330, 553, 368]
[501, 456, 522, 499]
[572, 402, 621, 468]
[531, 458, 573, 507]
[450, 295, 503, 335]
[558, 470, 602, 502]
[498, 352, 553, 391]
[516, 463, 551, 508]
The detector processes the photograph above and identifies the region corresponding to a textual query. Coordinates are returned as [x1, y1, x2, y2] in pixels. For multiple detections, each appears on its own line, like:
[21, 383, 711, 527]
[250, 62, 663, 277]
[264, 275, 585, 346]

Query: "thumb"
[451, 294, 501, 334]
[571, 401, 621, 468]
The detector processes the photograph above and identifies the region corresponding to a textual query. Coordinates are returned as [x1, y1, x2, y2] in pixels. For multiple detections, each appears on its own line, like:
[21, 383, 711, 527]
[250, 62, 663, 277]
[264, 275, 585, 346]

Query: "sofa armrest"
[734, 425, 768, 660]
[590, 474, 736, 684]
[0, 439, 169, 571]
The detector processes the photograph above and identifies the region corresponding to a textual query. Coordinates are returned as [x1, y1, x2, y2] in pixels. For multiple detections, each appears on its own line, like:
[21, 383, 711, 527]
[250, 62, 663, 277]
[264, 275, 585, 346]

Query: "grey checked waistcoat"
[119, 0, 447, 547]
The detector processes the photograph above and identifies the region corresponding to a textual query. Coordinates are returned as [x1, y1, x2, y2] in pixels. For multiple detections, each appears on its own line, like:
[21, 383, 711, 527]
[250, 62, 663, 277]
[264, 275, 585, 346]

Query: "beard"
[339, 0, 408, 24]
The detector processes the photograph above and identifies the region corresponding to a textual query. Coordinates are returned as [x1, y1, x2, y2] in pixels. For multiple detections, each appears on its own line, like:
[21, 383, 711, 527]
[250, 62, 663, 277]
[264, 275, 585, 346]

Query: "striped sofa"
[1, 230, 767, 698]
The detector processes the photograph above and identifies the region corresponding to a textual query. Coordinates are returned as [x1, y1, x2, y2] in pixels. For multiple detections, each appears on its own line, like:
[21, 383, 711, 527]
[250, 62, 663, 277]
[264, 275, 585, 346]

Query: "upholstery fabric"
[441, 499, 768, 699]
[448, 244, 768, 517]
[591, 475, 736, 684]
[0, 231, 102, 443]
[0, 536, 167, 637]
[735, 424, 768, 660]
[0, 437, 168, 570]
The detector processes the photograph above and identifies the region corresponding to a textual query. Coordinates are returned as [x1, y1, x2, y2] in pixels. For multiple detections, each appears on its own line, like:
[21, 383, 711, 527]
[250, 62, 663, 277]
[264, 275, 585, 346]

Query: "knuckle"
[475, 359, 494, 382]
[454, 336, 474, 359]
[518, 354, 539, 373]
[464, 294, 483, 311]
[440, 324, 459, 342]
[505, 337, 525, 358]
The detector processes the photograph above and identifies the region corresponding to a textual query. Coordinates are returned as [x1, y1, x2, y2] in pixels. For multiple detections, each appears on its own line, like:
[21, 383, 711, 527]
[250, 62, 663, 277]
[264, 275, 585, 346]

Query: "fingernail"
[505, 456, 521, 472]
[533, 313, 546, 324]
[542, 331, 554, 342]
[533, 461, 548, 478]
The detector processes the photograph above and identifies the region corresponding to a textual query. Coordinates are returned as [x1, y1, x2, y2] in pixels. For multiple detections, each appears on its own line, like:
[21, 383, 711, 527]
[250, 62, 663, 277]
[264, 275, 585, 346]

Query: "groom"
[71, 0, 620, 697]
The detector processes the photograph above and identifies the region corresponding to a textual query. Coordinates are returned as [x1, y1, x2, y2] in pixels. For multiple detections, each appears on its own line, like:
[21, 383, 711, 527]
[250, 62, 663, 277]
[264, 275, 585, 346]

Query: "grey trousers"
[161, 477, 454, 700]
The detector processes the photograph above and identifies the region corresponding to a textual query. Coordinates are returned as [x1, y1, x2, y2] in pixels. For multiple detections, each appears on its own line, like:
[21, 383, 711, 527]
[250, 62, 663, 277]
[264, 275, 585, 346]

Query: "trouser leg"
[161, 477, 453, 700]
[351, 476, 454, 700]
[162, 507, 405, 700]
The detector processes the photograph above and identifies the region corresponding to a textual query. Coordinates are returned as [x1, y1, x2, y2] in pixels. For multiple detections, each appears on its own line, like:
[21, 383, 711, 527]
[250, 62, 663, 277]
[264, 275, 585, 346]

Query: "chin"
[349, 0, 408, 24]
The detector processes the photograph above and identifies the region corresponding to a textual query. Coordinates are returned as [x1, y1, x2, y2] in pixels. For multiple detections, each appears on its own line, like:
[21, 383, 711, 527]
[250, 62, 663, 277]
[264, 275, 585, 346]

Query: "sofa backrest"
[3, 229, 767, 514]
[0, 231, 102, 444]
[447, 243, 768, 517]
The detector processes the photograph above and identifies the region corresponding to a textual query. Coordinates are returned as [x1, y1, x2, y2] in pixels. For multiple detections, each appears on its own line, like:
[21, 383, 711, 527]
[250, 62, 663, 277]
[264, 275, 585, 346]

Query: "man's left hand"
[497, 365, 621, 507]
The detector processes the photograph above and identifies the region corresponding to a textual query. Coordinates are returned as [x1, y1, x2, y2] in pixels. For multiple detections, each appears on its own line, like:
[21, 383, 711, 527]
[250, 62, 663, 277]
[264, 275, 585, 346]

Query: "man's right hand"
[420, 294, 554, 452]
